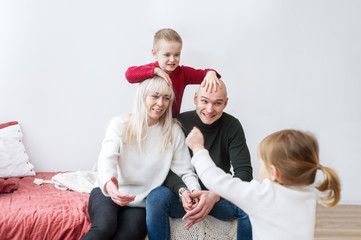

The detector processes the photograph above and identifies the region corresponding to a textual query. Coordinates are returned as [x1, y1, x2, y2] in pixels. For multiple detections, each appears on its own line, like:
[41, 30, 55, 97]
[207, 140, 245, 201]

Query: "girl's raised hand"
[186, 127, 205, 154]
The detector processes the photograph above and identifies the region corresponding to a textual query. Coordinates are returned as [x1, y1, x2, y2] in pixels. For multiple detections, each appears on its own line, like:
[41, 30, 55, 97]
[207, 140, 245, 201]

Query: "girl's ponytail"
[315, 166, 341, 207]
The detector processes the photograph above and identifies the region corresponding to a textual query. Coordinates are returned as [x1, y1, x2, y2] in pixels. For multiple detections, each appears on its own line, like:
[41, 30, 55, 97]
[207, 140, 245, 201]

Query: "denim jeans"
[146, 186, 252, 240]
[81, 187, 147, 240]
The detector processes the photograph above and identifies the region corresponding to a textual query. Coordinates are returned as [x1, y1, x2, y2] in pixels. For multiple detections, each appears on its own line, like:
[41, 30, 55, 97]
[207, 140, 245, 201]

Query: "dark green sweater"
[164, 110, 253, 194]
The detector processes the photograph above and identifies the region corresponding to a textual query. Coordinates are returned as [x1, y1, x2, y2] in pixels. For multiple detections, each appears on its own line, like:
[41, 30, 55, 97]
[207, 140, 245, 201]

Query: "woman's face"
[145, 92, 171, 126]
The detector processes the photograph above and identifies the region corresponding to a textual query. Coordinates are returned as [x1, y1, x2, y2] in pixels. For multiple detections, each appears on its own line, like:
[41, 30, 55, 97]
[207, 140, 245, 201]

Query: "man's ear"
[269, 165, 280, 182]
[194, 92, 198, 105]
[223, 97, 229, 109]
[151, 49, 157, 59]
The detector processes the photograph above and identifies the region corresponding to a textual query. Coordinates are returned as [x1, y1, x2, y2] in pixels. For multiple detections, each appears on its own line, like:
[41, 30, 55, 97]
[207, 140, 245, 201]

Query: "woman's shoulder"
[171, 118, 183, 132]
[107, 113, 131, 130]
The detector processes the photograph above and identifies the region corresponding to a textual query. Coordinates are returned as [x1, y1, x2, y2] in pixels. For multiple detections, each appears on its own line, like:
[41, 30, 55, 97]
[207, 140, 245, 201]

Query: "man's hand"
[106, 176, 135, 206]
[202, 71, 221, 93]
[154, 68, 172, 87]
[182, 190, 220, 229]
[180, 189, 197, 211]
[186, 127, 205, 154]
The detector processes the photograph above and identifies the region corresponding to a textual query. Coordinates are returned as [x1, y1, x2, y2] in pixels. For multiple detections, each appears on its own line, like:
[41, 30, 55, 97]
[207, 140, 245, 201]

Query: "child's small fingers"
[163, 77, 170, 86]
[213, 82, 218, 92]
[203, 83, 208, 90]
[202, 80, 207, 88]
[208, 82, 215, 93]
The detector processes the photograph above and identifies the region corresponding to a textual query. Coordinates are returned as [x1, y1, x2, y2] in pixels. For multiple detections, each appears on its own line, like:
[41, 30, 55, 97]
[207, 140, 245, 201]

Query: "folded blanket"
[0, 178, 20, 193]
[34, 171, 97, 193]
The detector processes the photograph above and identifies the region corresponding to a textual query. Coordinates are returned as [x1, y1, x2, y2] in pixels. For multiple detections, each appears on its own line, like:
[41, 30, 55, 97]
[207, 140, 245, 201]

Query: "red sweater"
[125, 62, 221, 116]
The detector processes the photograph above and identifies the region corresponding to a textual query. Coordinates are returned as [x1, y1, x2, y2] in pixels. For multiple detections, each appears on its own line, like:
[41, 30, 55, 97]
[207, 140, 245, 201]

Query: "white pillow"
[0, 121, 35, 178]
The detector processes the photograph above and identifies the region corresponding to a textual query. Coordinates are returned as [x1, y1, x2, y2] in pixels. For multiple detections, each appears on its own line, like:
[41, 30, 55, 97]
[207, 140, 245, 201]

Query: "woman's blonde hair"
[123, 77, 175, 151]
[258, 129, 341, 207]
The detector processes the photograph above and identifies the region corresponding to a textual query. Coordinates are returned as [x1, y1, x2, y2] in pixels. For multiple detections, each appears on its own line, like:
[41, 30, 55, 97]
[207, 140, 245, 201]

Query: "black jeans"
[81, 187, 147, 240]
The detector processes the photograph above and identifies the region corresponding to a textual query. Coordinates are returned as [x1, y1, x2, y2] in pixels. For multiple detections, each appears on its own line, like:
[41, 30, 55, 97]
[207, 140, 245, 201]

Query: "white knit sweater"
[192, 149, 317, 240]
[97, 114, 200, 207]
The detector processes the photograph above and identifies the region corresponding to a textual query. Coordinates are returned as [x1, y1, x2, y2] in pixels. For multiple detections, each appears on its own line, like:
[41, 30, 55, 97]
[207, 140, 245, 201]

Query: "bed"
[0, 172, 91, 240]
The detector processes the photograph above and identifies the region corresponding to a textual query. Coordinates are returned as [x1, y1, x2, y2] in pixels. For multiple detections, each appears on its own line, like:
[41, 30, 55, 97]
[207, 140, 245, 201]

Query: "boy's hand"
[202, 71, 222, 93]
[106, 176, 136, 206]
[186, 127, 205, 154]
[154, 68, 173, 87]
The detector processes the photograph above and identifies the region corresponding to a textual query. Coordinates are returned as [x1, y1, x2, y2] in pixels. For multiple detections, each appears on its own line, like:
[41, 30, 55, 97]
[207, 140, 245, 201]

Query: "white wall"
[1, 0, 360, 204]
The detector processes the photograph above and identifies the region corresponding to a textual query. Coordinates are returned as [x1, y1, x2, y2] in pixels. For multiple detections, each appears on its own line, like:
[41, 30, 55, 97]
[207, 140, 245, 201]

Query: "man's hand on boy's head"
[153, 67, 173, 87]
[202, 71, 222, 93]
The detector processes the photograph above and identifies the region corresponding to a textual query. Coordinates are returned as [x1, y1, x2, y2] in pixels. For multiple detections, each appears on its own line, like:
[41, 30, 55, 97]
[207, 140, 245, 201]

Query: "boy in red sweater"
[125, 28, 222, 116]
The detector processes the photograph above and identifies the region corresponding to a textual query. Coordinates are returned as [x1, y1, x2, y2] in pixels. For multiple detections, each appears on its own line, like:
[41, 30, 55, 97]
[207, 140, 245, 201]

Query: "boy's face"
[152, 40, 182, 73]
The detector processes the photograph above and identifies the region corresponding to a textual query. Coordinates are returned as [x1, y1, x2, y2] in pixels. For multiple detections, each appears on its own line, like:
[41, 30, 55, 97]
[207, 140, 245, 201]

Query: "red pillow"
[0, 121, 18, 129]
[0, 178, 19, 193]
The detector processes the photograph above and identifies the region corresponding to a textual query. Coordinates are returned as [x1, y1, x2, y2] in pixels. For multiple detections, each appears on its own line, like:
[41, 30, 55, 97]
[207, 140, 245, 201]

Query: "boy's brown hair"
[153, 28, 182, 51]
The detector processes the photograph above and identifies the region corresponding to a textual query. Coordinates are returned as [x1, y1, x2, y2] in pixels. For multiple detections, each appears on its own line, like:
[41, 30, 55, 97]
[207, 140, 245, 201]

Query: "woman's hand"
[186, 127, 205, 154]
[106, 176, 136, 206]
[202, 71, 221, 93]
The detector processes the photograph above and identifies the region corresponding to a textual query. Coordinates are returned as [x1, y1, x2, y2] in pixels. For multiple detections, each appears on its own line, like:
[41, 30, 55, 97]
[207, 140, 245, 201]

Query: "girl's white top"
[97, 114, 200, 207]
[192, 149, 318, 240]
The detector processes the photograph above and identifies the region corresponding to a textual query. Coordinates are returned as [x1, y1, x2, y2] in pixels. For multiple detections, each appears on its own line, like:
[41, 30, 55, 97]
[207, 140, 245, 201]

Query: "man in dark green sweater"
[146, 80, 253, 240]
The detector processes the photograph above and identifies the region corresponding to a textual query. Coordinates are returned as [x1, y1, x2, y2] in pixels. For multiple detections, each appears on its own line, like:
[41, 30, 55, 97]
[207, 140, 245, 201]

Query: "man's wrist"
[178, 187, 188, 198]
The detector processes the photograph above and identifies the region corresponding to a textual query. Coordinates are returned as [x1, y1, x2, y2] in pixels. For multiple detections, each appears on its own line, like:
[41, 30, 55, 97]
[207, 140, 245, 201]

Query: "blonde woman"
[82, 77, 200, 240]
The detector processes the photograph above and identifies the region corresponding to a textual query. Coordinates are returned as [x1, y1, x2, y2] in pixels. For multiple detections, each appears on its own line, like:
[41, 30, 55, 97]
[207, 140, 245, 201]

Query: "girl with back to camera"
[82, 77, 200, 240]
[185, 128, 341, 240]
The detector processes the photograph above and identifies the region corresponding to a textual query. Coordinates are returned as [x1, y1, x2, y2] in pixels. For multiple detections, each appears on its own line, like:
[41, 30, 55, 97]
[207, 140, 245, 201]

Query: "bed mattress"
[0, 172, 91, 240]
